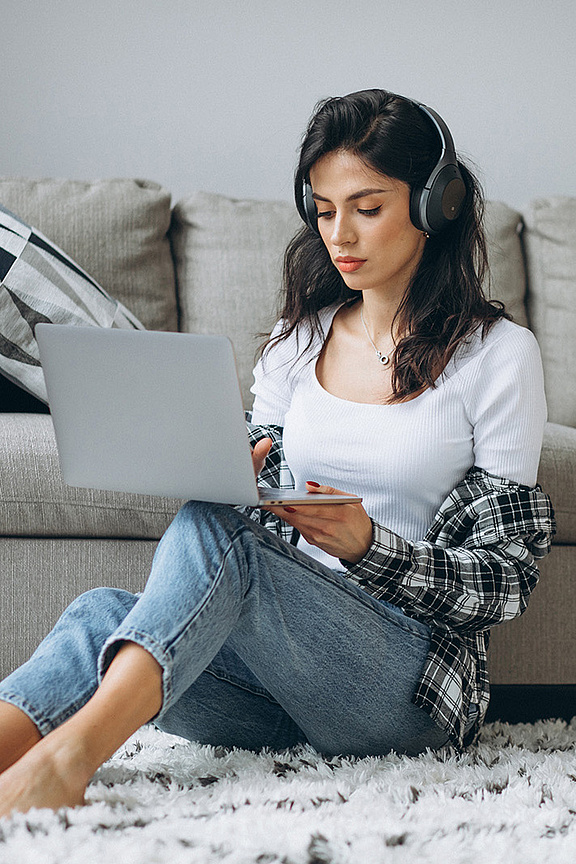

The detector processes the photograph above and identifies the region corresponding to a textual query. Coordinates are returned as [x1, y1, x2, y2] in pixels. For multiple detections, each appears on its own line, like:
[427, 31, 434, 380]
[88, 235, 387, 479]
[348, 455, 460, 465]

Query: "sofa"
[1, 178, 575, 720]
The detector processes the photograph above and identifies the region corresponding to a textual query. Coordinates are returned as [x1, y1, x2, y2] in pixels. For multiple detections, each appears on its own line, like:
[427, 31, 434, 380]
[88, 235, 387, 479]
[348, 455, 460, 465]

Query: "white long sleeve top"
[250, 303, 547, 572]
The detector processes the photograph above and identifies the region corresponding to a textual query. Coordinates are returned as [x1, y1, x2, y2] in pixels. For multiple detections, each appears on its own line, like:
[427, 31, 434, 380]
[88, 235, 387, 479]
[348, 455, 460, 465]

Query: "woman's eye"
[316, 205, 381, 220]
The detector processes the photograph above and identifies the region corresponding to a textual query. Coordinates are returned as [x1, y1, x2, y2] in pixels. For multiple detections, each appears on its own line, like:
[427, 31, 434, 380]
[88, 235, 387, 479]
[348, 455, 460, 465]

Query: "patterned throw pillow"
[0, 204, 144, 406]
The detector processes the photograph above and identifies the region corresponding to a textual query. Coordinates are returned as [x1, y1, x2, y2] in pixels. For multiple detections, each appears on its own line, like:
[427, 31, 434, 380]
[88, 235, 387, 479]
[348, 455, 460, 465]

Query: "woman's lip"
[335, 257, 366, 272]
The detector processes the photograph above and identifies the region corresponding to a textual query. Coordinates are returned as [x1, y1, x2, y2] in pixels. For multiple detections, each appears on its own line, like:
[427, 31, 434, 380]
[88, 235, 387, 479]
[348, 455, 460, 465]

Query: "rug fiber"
[2, 719, 576, 863]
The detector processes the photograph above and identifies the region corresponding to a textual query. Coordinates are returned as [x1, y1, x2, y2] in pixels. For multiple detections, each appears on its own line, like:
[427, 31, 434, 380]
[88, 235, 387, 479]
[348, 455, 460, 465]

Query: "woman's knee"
[58, 587, 139, 633]
[158, 501, 254, 567]
[175, 500, 246, 532]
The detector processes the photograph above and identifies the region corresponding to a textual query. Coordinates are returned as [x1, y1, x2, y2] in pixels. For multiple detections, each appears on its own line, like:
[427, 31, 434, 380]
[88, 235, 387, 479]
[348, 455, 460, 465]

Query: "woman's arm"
[342, 470, 555, 634]
[268, 469, 554, 634]
[338, 326, 551, 632]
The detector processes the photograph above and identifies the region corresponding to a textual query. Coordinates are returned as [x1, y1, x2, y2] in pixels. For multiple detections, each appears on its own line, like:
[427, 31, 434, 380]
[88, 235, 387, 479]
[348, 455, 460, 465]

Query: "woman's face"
[308, 149, 426, 301]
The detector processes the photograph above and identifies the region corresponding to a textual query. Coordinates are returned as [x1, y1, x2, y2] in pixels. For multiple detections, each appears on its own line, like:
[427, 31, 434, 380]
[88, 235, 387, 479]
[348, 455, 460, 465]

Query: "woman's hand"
[251, 437, 273, 478]
[265, 481, 373, 564]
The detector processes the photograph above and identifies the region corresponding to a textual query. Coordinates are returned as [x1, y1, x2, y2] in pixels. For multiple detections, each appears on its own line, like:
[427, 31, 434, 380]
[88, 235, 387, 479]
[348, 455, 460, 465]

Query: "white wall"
[3, 0, 576, 210]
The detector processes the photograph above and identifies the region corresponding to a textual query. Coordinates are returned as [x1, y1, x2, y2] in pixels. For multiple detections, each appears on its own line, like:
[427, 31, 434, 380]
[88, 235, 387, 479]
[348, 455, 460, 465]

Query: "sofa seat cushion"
[537, 421, 576, 544]
[0, 178, 177, 334]
[0, 414, 181, 538]
[2, 416, 569, 544]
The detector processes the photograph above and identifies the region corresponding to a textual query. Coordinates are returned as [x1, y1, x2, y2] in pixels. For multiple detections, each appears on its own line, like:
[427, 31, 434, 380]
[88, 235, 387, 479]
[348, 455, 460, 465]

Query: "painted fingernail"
[306, 481, 321, 487]
[284, 506, 297, 513]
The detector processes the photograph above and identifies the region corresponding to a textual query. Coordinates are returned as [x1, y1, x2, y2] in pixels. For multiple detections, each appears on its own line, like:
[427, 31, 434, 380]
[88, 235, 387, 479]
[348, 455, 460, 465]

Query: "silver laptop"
[35, 324, 361, 507]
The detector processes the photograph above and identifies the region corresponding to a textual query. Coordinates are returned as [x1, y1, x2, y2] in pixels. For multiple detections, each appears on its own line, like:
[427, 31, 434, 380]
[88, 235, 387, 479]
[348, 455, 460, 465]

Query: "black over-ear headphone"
[299, 99, 466, 237]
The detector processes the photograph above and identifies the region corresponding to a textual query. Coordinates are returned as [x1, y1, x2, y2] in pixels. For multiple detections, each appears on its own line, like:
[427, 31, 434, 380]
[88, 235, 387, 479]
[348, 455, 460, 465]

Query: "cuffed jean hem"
[0, 687, 91, 739]
[97, 629, 174, 722]
[0, 691, 53, 738]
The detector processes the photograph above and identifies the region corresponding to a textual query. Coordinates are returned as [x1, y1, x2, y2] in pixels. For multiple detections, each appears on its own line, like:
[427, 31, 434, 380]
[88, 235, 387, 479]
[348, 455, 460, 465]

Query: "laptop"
[35, 324, 361, 507]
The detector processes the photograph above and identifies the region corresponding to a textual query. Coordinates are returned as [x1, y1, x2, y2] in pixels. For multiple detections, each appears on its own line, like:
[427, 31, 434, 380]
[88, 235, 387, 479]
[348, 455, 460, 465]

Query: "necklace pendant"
[360, 306, 391, 368]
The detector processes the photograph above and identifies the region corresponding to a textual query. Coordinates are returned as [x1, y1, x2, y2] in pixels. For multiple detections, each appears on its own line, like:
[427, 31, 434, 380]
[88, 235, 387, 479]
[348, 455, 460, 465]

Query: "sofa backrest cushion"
[0, 178, 177, 334]
[0, 203, 144, 405]
[171, 191, 300, 408]
[171, 193, 528, 408]
[523, 197, 576, 427]
[484, 201, 528, 327]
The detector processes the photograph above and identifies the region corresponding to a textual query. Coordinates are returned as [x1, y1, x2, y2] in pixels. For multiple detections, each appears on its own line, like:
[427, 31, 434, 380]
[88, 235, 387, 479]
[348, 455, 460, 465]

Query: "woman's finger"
[251, 438, 272, 477]
[305, 480, 349, 496]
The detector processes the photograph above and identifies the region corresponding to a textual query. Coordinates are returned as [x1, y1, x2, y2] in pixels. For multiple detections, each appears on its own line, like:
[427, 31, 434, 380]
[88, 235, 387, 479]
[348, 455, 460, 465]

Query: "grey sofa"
[0, 178, 575, 716]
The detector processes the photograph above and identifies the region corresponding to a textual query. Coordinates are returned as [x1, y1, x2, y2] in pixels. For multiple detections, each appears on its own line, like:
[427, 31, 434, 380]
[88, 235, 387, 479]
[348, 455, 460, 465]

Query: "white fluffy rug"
[2, 719, 576, 863]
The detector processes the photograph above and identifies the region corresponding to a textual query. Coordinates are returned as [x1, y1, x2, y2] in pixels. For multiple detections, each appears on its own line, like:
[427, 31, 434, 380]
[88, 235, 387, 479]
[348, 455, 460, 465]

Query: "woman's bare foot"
[0, 735, 93, 819]
[0, 642, 163, 818]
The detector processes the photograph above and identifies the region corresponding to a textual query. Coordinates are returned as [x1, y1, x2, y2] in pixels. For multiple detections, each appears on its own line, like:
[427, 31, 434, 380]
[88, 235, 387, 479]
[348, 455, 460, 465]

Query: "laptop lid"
[36, 324, 262, 506]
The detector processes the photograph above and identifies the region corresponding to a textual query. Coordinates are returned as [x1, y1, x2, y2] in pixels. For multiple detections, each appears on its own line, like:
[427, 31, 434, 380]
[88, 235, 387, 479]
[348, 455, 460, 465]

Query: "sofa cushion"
[0, 414, 181, 538]
[172, 194, 528, 409]
[0, 204, 144, 404]
[0, 178, 177, 334]
[523, 197, 576, 427]
[2, 416, 569, 542]
[537, 421, 576, 544]
[171, 191, 300, 408]
[484, 201, 528, 326]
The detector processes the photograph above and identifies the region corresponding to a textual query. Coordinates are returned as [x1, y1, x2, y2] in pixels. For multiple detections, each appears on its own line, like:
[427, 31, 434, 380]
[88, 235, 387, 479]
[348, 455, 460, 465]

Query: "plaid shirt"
[246, 419, 556, 748]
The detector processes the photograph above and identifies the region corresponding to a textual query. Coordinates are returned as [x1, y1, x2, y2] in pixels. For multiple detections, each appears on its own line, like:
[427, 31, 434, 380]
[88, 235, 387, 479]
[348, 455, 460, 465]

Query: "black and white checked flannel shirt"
[246, 419, 555, 748]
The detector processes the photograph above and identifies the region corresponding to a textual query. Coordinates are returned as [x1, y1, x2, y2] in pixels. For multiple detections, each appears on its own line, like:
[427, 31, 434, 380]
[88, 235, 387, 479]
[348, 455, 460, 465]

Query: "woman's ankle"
[39, 642, 163, 776]
[0, 701, 42, 774]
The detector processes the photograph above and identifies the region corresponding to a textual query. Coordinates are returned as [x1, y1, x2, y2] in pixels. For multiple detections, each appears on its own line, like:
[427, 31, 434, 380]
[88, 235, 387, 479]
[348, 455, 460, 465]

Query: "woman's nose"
[329, 213, 355, 246]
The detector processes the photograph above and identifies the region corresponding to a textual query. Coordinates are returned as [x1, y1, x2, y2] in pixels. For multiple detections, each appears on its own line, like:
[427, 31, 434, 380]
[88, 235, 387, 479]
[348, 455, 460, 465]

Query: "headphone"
[299, 99, 466, 237]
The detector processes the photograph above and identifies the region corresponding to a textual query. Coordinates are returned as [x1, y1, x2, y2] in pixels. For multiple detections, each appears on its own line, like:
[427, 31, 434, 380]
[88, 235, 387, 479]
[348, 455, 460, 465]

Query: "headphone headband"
[412, 102, 456, 162]
[299, 97, 466, 237]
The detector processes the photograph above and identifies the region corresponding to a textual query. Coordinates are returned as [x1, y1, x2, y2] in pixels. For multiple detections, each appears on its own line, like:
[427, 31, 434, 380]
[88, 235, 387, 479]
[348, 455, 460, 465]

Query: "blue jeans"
[0, 501, 452, 757]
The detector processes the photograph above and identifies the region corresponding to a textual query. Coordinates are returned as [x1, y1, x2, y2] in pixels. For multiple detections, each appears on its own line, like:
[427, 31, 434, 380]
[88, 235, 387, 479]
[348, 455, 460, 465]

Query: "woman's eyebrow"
[312, 187, 389, 203]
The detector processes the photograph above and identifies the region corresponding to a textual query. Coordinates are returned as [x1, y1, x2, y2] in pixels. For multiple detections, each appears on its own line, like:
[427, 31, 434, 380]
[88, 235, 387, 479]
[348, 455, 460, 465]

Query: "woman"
[0, 89, 554, 817]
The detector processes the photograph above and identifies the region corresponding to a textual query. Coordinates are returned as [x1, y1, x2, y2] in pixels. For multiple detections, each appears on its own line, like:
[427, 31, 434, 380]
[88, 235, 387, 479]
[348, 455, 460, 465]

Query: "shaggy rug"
[2, 719, 576, 863]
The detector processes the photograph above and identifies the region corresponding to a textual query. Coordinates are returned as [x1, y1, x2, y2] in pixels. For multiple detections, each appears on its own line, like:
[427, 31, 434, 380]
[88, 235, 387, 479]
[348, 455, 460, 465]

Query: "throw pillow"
[0, 372, 49, 413]
[0, 204, 144, 406]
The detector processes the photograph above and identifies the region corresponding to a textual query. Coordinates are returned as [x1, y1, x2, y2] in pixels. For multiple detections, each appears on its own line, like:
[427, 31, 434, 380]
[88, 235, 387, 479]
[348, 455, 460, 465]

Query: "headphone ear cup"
[409, 185, 425, 232]
[302, 180, 320, 235]
[410, 166, 466, 235]
[425, 166, 466, 235]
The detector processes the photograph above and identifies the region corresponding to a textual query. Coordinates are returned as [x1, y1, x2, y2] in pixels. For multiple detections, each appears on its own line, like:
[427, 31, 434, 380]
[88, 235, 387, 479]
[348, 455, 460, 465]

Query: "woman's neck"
[358, 292, 404, 341]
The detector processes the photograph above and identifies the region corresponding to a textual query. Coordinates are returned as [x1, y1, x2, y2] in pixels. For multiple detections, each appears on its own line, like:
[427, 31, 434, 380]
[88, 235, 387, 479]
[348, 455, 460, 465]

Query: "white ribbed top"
[251, 304, 547, 571]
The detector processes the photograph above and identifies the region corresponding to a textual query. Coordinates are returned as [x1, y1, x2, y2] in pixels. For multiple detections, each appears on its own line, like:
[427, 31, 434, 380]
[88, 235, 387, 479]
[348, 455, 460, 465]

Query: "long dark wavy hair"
[264, 88, 508, 402]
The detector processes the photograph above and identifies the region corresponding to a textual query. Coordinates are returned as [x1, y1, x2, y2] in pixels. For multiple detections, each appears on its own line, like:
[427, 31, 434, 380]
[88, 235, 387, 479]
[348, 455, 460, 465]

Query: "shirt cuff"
[340, 520, 412, 579]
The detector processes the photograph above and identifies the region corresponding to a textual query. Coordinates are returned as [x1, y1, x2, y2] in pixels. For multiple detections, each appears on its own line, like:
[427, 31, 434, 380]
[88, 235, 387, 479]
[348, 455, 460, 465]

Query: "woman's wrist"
[339, 518, 375, 565]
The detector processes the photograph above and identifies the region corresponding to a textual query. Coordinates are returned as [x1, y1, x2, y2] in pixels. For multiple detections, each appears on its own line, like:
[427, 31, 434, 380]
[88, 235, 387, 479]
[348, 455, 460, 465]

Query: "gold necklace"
[360, 307, 391, 367]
